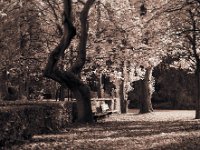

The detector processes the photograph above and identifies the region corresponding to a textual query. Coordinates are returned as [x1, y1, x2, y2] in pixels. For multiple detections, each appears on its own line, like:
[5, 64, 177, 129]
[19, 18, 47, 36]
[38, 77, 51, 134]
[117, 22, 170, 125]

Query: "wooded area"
[0, 0, 200, 149]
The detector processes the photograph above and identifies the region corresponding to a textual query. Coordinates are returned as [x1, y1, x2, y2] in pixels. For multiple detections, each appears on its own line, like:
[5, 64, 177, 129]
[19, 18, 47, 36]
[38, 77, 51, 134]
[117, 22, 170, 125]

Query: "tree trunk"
[44, 0, 95, 123]
[98, 73, 103, 98]
[140, 66, 153, 113]
[59, 85, 65, 101]
[0, 70, 8, 99]
[187, 11, 200, 119]
[119, 61, 128, 113]
[119, 79, 127, 113]
[115, 78, 121, 113]
[73, 84, 93, 122]
[195, 61, 200, 119]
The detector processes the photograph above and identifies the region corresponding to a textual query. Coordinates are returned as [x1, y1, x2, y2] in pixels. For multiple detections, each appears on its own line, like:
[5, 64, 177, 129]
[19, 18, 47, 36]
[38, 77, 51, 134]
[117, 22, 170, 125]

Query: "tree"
[81, 0, 172, 114]
[44, 0, 95, 122]
[163, 0, 200, 118]
[186, 9, 200, 119]
[0, 0, 45, 100]
[0, 0, 71, 100]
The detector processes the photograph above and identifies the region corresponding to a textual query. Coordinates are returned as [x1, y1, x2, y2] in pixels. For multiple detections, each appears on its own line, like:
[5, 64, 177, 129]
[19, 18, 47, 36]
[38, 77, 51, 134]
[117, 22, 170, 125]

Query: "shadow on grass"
[5, 117, 200, 150]
[29, 120, 200, 142]
[149, 135, 200, 150]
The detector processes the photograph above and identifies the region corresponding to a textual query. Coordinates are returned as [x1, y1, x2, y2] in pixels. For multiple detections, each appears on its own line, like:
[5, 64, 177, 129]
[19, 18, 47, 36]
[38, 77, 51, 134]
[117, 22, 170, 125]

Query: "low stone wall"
[0, 100, 76, 146]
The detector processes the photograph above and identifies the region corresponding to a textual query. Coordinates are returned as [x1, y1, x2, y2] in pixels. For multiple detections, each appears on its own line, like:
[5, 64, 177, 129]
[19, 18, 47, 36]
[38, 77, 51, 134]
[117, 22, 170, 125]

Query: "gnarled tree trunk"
[44, 0, 95, 122]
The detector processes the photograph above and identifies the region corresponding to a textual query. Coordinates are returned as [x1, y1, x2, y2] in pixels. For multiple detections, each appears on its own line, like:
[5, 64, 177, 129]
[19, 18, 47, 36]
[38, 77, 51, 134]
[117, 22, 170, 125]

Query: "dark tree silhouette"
[44, 0, 95, 122]
[186, 10, 200, 119]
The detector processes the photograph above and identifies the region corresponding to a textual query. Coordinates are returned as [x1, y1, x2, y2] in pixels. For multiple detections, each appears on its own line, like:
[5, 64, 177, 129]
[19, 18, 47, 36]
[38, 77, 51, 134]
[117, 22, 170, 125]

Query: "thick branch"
[63, 0, 72, 18]
[44, 0, 95, 85]
[44, 0, 76, 81]
[188, 10, 199, 62]
[70, 0, 95, 74]
[177, 29, 200, 36]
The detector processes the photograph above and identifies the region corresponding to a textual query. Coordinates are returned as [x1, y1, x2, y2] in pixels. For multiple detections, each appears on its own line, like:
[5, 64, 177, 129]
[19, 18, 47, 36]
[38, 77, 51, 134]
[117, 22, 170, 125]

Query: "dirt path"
[5, 110, 200, 150]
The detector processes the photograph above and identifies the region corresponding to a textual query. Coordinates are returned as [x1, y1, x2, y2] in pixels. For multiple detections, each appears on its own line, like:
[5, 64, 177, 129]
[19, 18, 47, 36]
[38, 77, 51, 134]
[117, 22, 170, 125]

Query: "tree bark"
[98, 73, 103, 98]
[187, 10, 200, 119]
[140, 66, 154, 114]
[0, 70, 8, 99]
[119, 61, 128, 113]
[73, 84, 93, 122]
[119, 79, 127, 113]
[195, 62, 200, 119]
[44, 0, 95, 123]
[57, 85, 65, 101]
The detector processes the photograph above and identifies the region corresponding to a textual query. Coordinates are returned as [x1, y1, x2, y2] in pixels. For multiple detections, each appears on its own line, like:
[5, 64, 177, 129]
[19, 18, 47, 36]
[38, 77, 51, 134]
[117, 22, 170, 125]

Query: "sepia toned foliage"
[161, 0, 200, 118]
[0, 0, 199, 117]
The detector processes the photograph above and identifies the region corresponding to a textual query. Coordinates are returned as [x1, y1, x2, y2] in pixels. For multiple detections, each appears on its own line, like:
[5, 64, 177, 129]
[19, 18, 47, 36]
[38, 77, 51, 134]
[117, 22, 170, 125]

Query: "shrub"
[0, 101, 76, 146]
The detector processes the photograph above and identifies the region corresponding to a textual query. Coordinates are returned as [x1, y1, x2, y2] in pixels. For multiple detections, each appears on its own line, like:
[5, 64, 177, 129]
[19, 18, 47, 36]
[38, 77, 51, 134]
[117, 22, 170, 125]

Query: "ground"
[4, 110, 200, 150]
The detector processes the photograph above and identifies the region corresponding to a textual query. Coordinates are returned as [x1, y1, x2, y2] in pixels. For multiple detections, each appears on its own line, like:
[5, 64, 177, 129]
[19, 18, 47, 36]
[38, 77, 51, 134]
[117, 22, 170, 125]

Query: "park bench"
[91, 98, 118, 121]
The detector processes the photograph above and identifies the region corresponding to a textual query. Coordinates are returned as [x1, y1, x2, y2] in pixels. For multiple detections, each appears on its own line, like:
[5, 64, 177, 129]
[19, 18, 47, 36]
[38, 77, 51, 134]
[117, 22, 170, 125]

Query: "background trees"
[84, 0, 175, 113]
[163, 0, 200, 118]
[0, 0, 63, 100]
[0, 0, 199, 119]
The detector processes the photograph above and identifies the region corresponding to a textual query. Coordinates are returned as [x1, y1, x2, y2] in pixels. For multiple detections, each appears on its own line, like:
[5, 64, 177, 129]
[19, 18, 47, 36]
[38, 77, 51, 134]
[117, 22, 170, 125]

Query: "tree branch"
[44, 0, 95, 86]
[70, 0, 95, 74]
[44, 0, 76, 82]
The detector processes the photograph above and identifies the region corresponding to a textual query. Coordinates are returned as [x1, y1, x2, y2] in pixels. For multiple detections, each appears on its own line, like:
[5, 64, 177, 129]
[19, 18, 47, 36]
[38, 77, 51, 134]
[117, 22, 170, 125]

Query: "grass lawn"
[5, 110, 200, 150]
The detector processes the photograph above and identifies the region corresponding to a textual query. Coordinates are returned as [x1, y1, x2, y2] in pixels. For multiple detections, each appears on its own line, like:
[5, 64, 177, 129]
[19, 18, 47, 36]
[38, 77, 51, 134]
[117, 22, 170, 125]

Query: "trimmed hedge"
[0, 101, 76, 146]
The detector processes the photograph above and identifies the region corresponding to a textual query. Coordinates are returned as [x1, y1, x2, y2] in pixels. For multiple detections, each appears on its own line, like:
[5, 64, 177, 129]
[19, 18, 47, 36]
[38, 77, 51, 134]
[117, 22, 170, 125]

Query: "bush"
[0, 101, 76, 146]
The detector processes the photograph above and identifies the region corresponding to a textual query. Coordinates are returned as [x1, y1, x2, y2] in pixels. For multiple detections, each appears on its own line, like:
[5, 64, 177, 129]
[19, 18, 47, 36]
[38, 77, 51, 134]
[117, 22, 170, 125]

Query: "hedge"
[0, 101, 76, 147]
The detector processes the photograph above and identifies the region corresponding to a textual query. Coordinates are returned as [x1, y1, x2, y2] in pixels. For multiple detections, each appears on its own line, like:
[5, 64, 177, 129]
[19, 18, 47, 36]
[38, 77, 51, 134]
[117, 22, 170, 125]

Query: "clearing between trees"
[6, 110, 200, 150]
